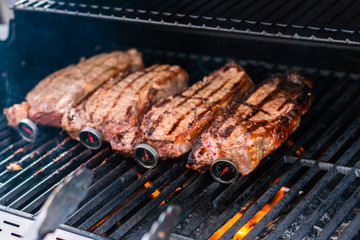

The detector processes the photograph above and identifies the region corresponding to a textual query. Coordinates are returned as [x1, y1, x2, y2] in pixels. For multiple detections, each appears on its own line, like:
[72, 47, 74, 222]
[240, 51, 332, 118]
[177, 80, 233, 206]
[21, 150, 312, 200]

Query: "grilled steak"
[3, 49, 143, 128]
[63, 64, 188, 142]
[188, 71, 313, 175]
[113, 62, 254, 157]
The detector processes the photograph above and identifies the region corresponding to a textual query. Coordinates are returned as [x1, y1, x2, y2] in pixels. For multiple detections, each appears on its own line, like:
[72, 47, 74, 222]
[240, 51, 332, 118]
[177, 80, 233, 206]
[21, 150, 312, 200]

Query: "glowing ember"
[287, 139, 294, 147]
[6, 162, 22, 171]
[296, 147, 305, 157]
[136, 173, 161, 198]
[210, 188, 286, 240]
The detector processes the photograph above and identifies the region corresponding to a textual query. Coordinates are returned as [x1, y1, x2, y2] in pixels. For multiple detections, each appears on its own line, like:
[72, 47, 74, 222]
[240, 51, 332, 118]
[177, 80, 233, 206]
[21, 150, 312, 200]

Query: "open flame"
[210, 187, 286, 240]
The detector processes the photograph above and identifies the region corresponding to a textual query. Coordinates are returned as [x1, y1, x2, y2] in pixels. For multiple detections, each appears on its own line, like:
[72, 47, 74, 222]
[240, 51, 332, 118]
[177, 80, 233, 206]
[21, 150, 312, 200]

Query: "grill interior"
[0, 49, 360, 239]
[1, 0, 360, 239]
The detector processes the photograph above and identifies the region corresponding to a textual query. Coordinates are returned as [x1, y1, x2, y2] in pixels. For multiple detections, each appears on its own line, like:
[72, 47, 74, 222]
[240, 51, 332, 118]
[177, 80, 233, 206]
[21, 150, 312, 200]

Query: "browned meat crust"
[3, 102, 30, 128]
[63, 64, 188, 144]
[188, 71, 313, 175]
[4, 49, 143, 127]
[136, 62, 254, 159]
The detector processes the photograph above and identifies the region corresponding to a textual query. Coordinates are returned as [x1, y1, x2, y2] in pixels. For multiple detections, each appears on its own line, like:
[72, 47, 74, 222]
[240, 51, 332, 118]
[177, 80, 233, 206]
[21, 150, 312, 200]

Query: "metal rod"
[338, 208, 360, 240]
[109, 170, 192, 239]
[291, 173, 356, 240]
[316, 186, 360, 240]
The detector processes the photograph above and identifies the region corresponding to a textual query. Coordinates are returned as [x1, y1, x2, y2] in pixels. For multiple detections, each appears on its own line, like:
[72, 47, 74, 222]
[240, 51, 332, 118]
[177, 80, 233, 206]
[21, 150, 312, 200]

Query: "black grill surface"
[0, 50, 359, 239]
[13, 0, 360, 45]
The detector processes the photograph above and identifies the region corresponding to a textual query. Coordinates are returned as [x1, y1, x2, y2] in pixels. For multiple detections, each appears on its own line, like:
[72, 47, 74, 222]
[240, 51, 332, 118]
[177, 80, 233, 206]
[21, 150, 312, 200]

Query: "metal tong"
[142, 205, 181, 240]
[23, 168, 93, 240]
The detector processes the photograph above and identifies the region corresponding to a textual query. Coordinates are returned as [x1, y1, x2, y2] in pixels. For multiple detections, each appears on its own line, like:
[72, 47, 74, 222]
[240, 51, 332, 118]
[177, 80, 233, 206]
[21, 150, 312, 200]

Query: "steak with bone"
[3, 49, 143, 128]
[111, 62, 254, 157]
[62, 64, 188, 142]
[188, 71, 313, 175]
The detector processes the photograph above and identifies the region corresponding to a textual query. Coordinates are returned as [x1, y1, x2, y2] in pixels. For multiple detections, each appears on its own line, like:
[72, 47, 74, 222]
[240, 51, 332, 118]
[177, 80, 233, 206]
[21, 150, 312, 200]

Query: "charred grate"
[0, 50, 360, 240]
[12, 0, 360, 45]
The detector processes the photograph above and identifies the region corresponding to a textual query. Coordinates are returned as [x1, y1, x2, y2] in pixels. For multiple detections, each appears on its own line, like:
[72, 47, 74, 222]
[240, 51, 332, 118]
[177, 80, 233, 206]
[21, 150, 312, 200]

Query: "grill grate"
[0, 50, 360, 239]
[12, 0, 360, 45]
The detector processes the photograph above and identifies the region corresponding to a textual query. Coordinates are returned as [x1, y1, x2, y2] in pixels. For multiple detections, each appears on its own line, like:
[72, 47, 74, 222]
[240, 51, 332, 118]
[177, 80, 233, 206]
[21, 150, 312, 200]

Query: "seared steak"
[63, 64, 188, 142]
[188, 71, 313, 175]
[115, 62, 254, 157]
[4, 49, 143, 128]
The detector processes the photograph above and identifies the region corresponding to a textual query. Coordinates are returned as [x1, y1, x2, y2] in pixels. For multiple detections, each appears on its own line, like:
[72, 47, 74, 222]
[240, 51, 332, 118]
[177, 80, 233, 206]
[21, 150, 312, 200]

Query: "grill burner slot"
[0, 51, 360, 239]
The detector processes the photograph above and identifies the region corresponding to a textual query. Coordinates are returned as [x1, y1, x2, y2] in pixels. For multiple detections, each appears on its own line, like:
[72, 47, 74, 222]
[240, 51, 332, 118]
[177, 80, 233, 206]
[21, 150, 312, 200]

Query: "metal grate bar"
[21, 148, 95, 213]
[190, 0, 224, 18]
[0, 134, 70, 192]
[0, 136, 20, 150]
[14, 0, 360, 44]
[24, 148, 112, 214]
[338, 208, 360, 240]
[243, 163, 320, 240]
[264, 0, 308, 26]
[290, 80, 358, 156]
[290, 158, 360, 177]
[0, 129, 12, 141]
[284, 73, 347, 147]
[214, 0, 257, 20]
[179, 156, 284, 236]
[0, 138, 27, 161]
[109, 169, 193, 239]
[264, 117, 360, 239]
[8, 144, 85, 209]
[264, 169, 337, 239]
[219, 161, 302, 240]
[292, 0, 337, 27]
[0, 142, 83, 206]
[303, 91, 360, 159]
[89, 161, 186, 234]
[247, 0, 289, 23]
[177, 181, 221, 231]
[309, 0, 355, 29]
[199, 156, 287, 239]
[316, 114, 360, 162]
[66, 165, 138, 226]
[75, 161, 175, 230]
[327, 1, 360, 31]
[142, 0, 179, 13]
[90, 152, 125, 183]
[212, 173, 251, 208]
[285, 130, 360, 174]
[291, 172, 357, 240]
[316, 186, 360, 240]
[125, 173, 207, 239]
[232, 0, 273, 22]
[0, 121, 9, 131]
[0, 132, 54, 170]
[204, 1, 245, 19]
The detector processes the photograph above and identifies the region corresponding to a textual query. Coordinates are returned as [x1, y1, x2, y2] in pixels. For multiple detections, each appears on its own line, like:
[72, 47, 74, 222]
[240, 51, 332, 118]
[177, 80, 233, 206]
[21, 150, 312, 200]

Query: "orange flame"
[136, 173, 161, 198]
[210, 188, 286, 240]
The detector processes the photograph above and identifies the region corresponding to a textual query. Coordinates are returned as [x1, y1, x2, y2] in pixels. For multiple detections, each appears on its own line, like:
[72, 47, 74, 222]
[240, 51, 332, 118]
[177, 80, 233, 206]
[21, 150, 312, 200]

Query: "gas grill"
[1, 0, 360, 239]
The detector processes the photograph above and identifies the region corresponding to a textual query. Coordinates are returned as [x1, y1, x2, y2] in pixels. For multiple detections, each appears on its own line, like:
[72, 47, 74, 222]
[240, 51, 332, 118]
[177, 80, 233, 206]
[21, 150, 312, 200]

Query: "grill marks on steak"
[137, 62, 254, 159]
[188, 71, 313, 175]
[4, 49, 143, 128]
[63, 64, 188, 144]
